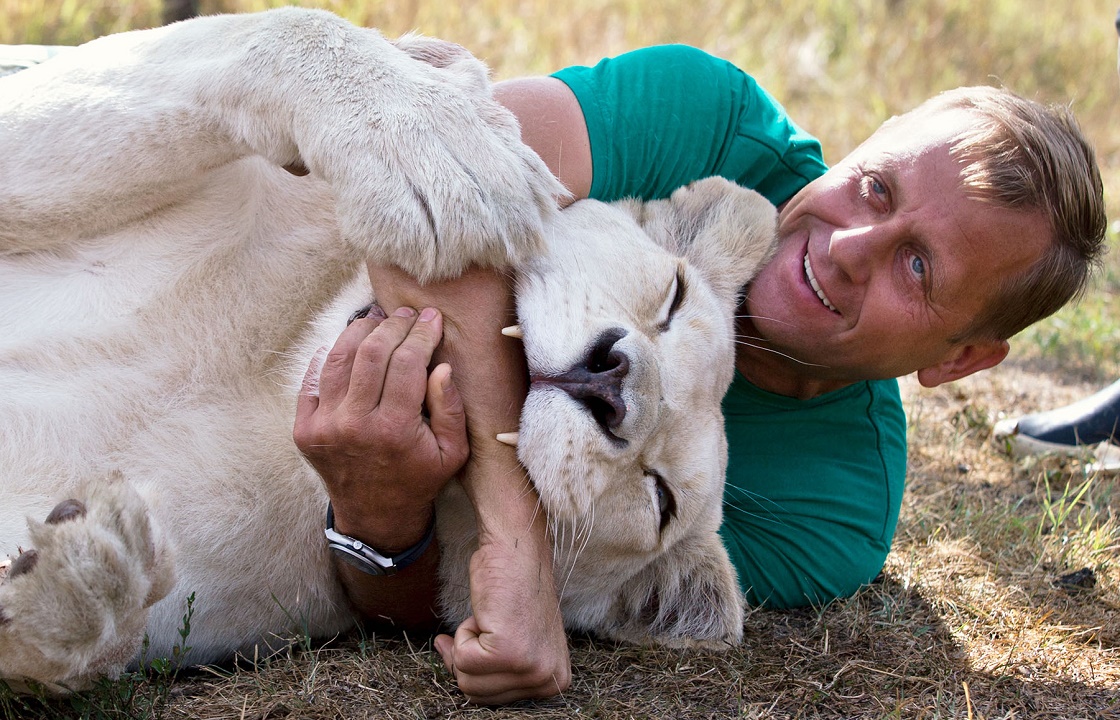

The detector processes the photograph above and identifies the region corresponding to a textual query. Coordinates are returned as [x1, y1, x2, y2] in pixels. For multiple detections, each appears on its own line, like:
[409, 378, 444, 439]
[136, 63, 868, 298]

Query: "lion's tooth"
[495, 432, 520, 446]
[501, 325, 523, 339]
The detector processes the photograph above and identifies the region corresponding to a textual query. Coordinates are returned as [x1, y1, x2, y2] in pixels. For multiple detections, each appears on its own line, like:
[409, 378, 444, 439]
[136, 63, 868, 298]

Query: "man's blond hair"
[911, 86, 1106, 342]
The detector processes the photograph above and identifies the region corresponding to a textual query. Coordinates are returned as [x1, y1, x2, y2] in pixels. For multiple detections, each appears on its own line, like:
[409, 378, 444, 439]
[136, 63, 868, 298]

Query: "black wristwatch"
[324, 502, 435, 576]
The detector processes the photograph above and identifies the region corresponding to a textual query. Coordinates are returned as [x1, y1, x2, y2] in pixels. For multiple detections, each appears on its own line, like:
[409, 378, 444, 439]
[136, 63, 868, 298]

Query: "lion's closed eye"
[655, 265, 687, 333]
[645, 470, 676, 532]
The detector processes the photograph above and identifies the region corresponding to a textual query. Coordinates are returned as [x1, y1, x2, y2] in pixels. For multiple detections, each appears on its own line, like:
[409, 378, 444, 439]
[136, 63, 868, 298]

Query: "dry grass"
[3, 0, 1119, 164]
[2, 1, 1119, 717]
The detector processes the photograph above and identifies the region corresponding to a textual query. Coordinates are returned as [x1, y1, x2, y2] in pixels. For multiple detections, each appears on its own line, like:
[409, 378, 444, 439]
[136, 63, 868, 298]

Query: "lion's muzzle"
[530, 327, 630, 440]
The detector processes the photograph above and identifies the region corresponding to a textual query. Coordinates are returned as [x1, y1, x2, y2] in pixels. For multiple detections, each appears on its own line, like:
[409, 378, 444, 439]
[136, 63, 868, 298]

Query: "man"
[294, 46, 1106, 704]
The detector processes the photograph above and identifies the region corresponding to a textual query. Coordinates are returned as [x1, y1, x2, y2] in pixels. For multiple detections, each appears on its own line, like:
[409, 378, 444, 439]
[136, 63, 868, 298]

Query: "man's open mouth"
[803, 251, 837, 312]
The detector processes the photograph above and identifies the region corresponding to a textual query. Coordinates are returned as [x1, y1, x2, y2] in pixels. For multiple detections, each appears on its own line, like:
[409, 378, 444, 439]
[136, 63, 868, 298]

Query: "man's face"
[743, 108, 1050, 390]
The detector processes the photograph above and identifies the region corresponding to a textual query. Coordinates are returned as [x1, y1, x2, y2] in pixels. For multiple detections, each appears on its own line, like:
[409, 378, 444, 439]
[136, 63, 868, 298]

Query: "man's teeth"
[803, 252, 837, 312]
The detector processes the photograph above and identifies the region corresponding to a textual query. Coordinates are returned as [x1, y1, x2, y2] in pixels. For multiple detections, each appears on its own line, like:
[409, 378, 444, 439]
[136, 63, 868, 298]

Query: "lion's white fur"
[0, 9, 776, 691]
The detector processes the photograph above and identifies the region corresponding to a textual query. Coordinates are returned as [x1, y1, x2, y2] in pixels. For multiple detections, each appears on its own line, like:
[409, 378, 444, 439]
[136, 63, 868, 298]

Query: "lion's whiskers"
[551, 501, 595, 606]
[734, 312, 797, 327]
[722, 490, 791, 527]
[733, 337, 829, 368]
[733, 313, 830, 368]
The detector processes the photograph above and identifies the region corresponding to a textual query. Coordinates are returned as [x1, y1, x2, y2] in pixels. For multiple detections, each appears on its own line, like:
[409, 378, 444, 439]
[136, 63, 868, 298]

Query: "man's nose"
[827, 224, 887, 285]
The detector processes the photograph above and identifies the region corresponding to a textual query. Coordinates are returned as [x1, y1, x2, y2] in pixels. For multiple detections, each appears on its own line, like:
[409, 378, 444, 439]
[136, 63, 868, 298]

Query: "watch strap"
[324, 502, 435, 576]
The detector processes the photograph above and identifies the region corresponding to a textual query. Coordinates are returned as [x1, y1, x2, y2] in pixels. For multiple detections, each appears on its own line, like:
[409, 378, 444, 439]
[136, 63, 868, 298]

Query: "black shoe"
[993, 379, 1120, 458]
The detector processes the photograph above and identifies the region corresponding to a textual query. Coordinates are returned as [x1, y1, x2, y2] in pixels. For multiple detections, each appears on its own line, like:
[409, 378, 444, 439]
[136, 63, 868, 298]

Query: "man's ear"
[916, 339, 1010, 388]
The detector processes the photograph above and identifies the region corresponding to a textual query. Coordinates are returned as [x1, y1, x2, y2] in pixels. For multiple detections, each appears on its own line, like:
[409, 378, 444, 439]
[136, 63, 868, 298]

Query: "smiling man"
[295, 45, 1106, 704]
[745, 107, 1049, 394]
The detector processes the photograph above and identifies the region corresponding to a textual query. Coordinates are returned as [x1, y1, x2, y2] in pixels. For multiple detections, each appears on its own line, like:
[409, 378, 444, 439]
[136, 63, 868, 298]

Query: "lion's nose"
[534, 328, 629, 432]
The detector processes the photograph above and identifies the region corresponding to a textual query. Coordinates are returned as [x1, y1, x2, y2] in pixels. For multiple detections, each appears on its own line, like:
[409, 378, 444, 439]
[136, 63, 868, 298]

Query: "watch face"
[330, 544, 393, 576]
[324, 502, 432, 576]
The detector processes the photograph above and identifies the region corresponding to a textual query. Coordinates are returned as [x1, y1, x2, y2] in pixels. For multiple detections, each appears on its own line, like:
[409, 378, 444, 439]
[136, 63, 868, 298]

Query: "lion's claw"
[45, 499, 86, 525]
[0, 479, 175, 689]
[7, 549, 37, 578]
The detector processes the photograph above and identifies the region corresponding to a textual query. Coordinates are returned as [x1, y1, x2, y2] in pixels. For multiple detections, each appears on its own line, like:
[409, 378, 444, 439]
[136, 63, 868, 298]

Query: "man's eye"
[910, 254, 926, 277]
[861, 175, 889, 209]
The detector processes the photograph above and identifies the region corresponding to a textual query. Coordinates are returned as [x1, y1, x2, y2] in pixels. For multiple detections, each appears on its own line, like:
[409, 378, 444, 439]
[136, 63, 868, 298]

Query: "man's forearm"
[367, 265, 545, 530]
[365, 263, 555, 581]
[389, 265, 568, 703]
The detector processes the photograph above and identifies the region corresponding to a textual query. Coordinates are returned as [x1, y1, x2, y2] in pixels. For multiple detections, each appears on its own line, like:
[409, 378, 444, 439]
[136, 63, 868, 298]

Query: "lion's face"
[513, 178, 778, 646]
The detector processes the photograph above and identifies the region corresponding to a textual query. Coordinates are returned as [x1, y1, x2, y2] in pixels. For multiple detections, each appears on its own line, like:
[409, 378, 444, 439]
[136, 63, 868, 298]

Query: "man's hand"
[294, 304, 469, 546]
[434, 517, 571, 705]
[293, 304, 468, 630]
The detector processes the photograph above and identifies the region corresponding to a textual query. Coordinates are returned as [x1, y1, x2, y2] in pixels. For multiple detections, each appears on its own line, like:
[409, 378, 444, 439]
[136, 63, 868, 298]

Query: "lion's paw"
[313, 39, 565, 283]
[0, 476, 174, 691]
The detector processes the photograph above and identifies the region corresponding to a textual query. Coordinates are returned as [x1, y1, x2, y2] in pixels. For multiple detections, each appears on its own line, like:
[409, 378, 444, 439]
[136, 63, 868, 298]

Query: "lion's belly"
[0, 160, 358, 662]
[0, 337, 350, 657]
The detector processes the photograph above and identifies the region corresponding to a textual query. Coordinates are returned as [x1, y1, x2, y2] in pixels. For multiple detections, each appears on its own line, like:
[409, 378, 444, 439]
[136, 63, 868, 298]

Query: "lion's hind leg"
[0, 474, 174, 692]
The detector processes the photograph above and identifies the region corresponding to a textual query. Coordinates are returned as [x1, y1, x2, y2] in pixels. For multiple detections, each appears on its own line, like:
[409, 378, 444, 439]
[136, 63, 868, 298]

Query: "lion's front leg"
[0, 8, 562, 279]
[0, 475, 174, 692]
[255, 10, 565, 281]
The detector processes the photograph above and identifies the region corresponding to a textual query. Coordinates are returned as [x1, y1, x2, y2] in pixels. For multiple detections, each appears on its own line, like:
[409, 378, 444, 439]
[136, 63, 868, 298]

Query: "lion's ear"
[602, 530, 745, 649]
[625, 177, 778, 304]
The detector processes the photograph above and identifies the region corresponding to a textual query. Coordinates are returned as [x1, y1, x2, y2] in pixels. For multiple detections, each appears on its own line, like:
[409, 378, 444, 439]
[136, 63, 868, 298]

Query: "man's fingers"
[455, 658, 566, 705]
[377, 307, 445, 418]
[434, 632, 456, 672]
[345, 306, 423, 411]
[427, 362, 469, 467]
[432, 627, 568, 703]
[316, 305, 386, 405]
[299, 345, 328, 398]
[463, 680, 567, 706]
[295, 344, 327, 413]
[435, 617, 568, 704]
[434, 617, 482, 678]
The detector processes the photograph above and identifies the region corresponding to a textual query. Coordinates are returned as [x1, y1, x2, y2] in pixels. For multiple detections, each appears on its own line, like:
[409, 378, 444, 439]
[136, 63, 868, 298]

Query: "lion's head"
[513, 177, 778, 648]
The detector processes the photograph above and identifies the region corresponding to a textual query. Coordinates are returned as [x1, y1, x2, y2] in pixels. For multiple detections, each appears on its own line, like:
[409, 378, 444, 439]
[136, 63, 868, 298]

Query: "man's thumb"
[427, 363, 468, 458]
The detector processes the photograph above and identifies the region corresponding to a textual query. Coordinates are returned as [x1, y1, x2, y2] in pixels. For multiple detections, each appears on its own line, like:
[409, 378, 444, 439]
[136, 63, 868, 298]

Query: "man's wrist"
[461, 453, 552, 559]
[325, 502, 435, 576]
[327, 499, 435, 555]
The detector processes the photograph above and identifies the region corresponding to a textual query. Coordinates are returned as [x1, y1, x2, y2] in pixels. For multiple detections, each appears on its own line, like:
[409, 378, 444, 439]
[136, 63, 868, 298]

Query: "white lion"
[0, 9, 776, 691]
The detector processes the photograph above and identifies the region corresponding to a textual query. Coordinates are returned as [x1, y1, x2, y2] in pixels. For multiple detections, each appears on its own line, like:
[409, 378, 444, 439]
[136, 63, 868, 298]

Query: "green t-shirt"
[720, 375, 906, 608]
[552, 44, 827, 206]
[553, 45, 908, 608]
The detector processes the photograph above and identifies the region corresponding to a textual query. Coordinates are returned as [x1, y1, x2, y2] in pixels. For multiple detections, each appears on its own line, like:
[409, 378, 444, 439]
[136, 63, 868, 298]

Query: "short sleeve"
[551, 45, 827, 205]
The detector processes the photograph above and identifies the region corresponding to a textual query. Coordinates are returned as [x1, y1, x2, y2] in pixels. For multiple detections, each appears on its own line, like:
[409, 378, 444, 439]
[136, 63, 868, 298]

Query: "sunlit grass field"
[1, 1, 1118, 718]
